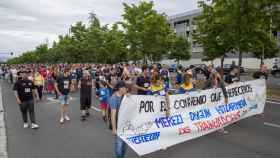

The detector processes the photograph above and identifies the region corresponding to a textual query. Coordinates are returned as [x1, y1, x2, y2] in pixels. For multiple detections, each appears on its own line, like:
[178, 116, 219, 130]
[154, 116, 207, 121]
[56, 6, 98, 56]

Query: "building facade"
[168, 9, 280, 59]
[168, 9, 203, 58]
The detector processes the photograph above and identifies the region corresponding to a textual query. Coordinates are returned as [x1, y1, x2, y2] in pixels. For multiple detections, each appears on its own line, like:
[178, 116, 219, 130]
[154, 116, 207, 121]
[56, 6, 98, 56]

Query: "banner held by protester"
[117, 79, 266, 156]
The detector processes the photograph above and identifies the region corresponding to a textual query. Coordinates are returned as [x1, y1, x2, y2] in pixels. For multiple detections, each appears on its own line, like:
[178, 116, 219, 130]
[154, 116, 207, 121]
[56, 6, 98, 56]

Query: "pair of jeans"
[115, 136, 127, 158]
[19, 100, 36, 123]
[36, 85, 43, 100]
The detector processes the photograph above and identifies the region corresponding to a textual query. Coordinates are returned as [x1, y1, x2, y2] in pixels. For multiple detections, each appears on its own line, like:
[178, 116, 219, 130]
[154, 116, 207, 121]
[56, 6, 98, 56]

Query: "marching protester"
[203, 64, 229, 134]
[253, 63, 268, 80]
[176, 65, 184, 86]
[147, 74, 171, 116]
[34, 70, 45, 101]
[55, 69, 72, 124]
[13, 70, 39, 129]
[70, 68, 78, 92]
[10, 66, 18, 84]
[53, 67, 60, 99]
[160, 64, 170, 90]
[80, 71, 93, 121]
[98, 80, 110, 122]
[176, 70, 196, 94]
[134, 65, 151, 95]
[110, 81, 128, 158]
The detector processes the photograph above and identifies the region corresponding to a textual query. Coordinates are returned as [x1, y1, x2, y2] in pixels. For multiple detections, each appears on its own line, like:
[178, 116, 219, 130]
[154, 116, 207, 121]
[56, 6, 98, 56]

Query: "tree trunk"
[221, 55, 225, 77]
[260, 46, 264, 68]
[238, 50, 243, 78]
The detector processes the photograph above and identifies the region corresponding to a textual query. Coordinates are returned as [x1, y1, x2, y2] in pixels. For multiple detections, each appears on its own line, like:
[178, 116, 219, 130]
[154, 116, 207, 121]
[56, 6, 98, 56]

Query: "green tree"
[169, 36, 191, 64]
[196, 0, 280, 73]
[103, 24, 128, 63]
[121, 1, 174, 63]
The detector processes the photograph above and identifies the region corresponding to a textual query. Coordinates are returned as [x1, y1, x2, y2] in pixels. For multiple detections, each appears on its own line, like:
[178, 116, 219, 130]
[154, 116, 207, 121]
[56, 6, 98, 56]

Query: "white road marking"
[264, 122, 280, 128]
[266, 100, 280, 105]
[91, 106, 101, 112]
[47, 97, 76, 102]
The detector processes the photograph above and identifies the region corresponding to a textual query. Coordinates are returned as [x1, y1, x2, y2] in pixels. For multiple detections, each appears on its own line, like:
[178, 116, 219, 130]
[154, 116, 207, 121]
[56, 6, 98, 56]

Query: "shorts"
[80, 97, 91, 110]
[59, 95, 70, 105]
[99, 102, 108, 110]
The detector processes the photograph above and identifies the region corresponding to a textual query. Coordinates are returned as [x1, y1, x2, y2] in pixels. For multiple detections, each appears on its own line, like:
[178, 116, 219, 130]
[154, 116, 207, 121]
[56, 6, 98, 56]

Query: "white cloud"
[0, 0, 198, 54]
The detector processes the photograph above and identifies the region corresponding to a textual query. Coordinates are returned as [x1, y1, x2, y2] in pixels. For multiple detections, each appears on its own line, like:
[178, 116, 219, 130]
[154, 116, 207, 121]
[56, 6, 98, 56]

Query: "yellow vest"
[34, 75, 44, 86]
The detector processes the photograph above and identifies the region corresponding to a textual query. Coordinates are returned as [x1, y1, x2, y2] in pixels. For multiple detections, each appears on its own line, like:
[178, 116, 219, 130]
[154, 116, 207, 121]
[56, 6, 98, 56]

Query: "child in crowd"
[98, 81, 110, 121]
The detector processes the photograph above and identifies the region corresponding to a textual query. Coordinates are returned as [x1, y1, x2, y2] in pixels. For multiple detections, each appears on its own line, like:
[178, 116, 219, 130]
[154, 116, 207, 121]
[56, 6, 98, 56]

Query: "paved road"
[2, 81, 280, 158]
[240, 73, 280, 90]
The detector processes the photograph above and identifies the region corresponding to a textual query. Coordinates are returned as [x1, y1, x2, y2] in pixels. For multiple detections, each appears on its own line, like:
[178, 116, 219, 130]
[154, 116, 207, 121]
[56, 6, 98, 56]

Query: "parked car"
[189, 64, 207, 74]
[215, 64, 245, 74]
[271, 64, 280, 78]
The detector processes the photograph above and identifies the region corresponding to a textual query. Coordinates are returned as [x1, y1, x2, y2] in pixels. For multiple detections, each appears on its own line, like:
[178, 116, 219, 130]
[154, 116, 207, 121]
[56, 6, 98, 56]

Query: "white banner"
[117, 79, 266, 156]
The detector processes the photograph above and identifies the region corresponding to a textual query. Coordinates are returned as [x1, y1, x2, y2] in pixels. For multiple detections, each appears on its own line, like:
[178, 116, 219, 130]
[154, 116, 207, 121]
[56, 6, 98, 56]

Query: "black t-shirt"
[160, 69, 169, 82]
[56, 76, 71, 95]
[13, 79, 35, 102]
[76, 68, 83, 79]
[80, 77, 92, 98]
[136, 76, 150, 95]
[116, 67, 123, 77]
[225, 74, 239, 84]
[253, 71, 268, 80]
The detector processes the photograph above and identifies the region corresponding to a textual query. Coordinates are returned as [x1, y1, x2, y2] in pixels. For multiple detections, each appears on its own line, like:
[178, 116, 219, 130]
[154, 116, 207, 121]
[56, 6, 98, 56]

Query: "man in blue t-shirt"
[109, 81, 128, 158]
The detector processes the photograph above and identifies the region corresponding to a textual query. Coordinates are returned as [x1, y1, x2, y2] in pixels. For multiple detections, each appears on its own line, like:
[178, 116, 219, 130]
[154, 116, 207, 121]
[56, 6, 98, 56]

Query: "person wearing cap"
[109, 81, 128, 158]
[13, 70, 39, 129]
[55, 69, 72, 124]
[80, 70, 92, 121]
[34, 70, 45, 100]
[176, 71, 195, 94]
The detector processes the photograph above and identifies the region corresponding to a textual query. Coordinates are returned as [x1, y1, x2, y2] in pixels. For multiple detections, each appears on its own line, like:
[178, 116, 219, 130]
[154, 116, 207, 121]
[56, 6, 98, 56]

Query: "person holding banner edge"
[110, 81, 129, 158]
[203, 64, 229, 134]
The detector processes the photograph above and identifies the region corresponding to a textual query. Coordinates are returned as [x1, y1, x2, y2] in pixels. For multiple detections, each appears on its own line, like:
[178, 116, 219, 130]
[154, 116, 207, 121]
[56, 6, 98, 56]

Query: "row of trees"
[8, 2, 190, 64]
[195, 0, 280, 68]
[8, 0, 280, 66]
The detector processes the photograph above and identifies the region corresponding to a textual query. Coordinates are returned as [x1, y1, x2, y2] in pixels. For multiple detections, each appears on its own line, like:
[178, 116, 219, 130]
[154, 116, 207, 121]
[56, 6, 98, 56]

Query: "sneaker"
[81, 116, 86, 121]
[31, 123, 39, 129]
[60, 117, 65, 124]
[108, 123, 112, 130]
[102, 116, 107, 122]
[64, 115, 70, 121]
[218, 128, 229, 134]
[161, 147, 168, 150]
[23, 123, 29, 128]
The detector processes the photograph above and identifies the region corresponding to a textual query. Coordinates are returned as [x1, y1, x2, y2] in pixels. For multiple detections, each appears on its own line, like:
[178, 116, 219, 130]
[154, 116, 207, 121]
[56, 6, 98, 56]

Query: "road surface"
[1, 81, 280, 158]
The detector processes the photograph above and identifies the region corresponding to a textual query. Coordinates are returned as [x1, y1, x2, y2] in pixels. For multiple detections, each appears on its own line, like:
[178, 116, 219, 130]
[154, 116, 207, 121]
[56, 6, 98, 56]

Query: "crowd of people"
[0, 62, 267, 158]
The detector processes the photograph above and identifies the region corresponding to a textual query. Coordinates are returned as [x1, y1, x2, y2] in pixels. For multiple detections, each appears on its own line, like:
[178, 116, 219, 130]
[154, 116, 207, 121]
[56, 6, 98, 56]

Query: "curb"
[0, 84, 8, 158]
[267, 98, 280, 103]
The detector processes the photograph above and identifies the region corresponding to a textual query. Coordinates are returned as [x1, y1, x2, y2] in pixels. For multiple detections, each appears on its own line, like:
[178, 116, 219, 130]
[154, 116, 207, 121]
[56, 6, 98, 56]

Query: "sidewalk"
[0, 84, 8, 158]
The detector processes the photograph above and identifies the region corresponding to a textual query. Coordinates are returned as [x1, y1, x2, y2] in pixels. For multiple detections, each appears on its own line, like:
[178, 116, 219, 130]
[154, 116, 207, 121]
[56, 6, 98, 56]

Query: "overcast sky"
[0, 0, 198, 56]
